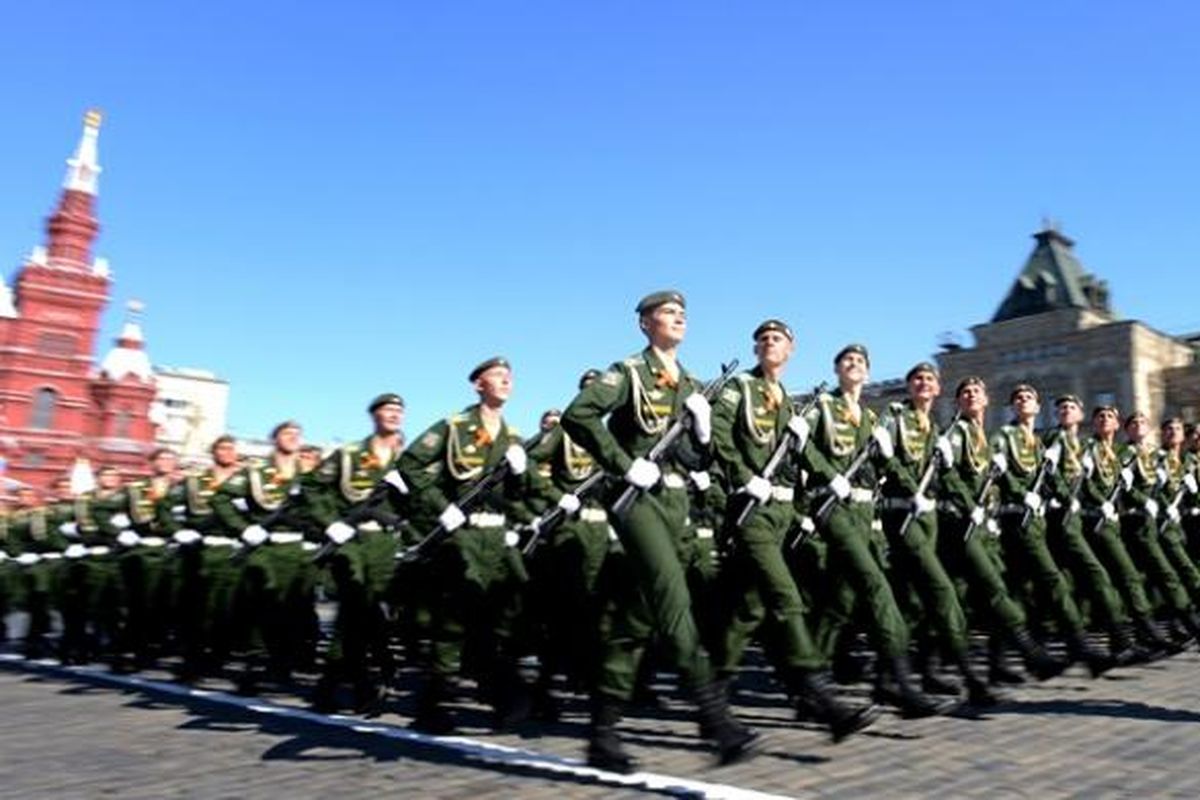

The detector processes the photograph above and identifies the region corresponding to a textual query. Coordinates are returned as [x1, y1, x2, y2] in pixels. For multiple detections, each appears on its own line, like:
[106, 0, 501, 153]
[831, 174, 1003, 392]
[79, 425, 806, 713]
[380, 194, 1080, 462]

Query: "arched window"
[115, 408, 132, 438]
[29, 388, 57, 429]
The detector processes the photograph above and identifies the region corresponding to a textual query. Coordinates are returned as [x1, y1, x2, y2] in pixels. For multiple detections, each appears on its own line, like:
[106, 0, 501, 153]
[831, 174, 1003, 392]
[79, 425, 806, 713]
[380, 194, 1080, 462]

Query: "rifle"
[395, 432, 544, 564]
[962, 454, 1007, 543]
[1018, 440, 1063, 530]
[1090, 448, 1139, 535]
[307, 471, 408, 564]
[1057, 439, 1095, 530]
[726, 381, 828, 530]
[609, 359, 740, 518]
[896, 410, 962, 539]
[519, 468, 608, 557]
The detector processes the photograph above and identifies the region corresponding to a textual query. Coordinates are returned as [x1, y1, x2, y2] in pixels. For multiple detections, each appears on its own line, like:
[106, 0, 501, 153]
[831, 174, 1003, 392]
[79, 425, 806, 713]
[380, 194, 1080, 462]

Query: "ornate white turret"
[63, 109, 103, 195]
[100, 300, 153, 381]
[0, 273, 17, 319]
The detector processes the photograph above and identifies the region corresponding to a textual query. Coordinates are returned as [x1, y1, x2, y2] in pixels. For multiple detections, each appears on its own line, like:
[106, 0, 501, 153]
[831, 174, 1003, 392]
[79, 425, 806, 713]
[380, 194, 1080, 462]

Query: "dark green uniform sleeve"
[561, 363, 635, 478]
[397, 420, 454, 516]
[711, 378, 754, 489]
[211, 470, 253, 533]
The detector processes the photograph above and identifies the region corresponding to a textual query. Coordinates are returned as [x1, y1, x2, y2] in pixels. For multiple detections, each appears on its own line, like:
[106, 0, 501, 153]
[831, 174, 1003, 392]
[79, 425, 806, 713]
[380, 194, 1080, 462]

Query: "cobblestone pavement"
[3, 642, 1200, 799]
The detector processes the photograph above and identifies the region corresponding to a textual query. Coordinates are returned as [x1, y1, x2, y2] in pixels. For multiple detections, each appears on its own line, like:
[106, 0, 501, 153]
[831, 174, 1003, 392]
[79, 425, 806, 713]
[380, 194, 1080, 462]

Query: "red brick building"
[0, 111, 157, 490]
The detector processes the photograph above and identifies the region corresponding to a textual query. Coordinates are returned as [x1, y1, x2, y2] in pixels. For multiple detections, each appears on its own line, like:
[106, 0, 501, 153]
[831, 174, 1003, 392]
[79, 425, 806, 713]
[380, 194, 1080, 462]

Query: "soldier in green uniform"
[6, 487, 70, 657]
[876, 362, 997, 705]
[711, 320, 878, 740]
[1153, 418, 1200, 606]
[1120, 412, 1200, 642]
[1185, 425, 1200, 561]
[561, 291, 759, 772]
[934, 377, 1066, 684]
[799, 344, 953, 718]
[1081, 407, 1183, 653]
[1043, 395, 1144, 664]
[992, 385, 1111, 676]
[398, 358, 541, 734]
[213, 422, 316, 691]
[307, 394, 406, 714]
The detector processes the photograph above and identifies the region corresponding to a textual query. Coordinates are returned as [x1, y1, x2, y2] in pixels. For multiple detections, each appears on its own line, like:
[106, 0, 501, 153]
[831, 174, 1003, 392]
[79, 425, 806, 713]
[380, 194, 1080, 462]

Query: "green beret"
[1009, 383, 1039, 403]
[635, 290, 686, 315]
[1092, 404, 1119, 419]
[367, 393, 405, 413]
[834, 343, 870, 366]
[270, 419, 302, 439]
[1124, 410, 1149, 427]
[752, 319, 794, 342]
[905, 361, 939, 382]
[578, 368, 602, 389]
[1054, 394, 1083, 408]
[955, 376, 986, 397]
[469, 356, 511, 382]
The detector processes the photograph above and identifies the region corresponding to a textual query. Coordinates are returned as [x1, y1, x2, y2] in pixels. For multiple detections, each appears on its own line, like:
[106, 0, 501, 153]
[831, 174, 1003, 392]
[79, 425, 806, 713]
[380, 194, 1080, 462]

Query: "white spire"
[63, 109, 103, 195]
[0, 274, 16, 319]
[69, 458, 96, 495]
[100, 300, 153, 381]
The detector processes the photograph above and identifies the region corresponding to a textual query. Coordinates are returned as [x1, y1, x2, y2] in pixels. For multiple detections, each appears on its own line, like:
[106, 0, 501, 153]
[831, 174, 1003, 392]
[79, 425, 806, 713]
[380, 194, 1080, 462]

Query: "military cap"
[367, 393, 405, 413]
[752, 319, 794, 342]
[579, 368, 602, 389]
[1161, 416, 1184, 430]
[955, 376, 986, 397]
[1124, 410, 1149, 427]
[210, 433, 236, 452]
[1009, 383, 1039, 403]
[905, 361, 939, 382]
[1054, 394, 1083, 408]
[833, 343, 870, 366]
[1091, 404, 1120, 419]
[635, 290, 686, 315]
[148, 447, 176, 462]
[270, 419, 302, 439]
[469, 357, 511, 382]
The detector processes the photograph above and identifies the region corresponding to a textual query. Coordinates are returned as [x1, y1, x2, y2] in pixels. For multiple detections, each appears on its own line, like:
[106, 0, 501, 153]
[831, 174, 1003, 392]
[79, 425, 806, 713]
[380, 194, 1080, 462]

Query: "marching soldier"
[800, 344, 953, 717]
[561, 291, 760, 772]
[710, 320, 879, 740]
[1185, 425, 1200, 560]
[397, 358, 539, 734]
[1154, 418, 1200, 606]
[6, 487, 70, 658]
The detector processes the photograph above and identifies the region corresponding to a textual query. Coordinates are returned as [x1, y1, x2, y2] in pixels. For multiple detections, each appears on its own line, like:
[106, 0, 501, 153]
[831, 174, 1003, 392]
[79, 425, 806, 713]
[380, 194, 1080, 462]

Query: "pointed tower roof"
[43, 109, 105, 269]
[100, 300, 153, 382]
[64, 109, 103, 195]
[991, 221, 1114, 323]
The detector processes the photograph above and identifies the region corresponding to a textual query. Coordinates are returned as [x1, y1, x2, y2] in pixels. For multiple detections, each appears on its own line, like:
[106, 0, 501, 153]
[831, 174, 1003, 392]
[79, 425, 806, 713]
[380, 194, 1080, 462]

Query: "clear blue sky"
[2, 2, 1198, 443]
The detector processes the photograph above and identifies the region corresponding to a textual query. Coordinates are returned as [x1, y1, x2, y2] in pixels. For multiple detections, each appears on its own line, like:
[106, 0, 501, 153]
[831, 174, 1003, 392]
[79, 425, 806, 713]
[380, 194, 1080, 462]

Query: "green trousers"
[325, 531, 397, 683]
[598, 484, 712, 702]
[715, 499, 823, 677]
[936, 512, 1027, 633]
[1121, 514, 1192, 614]
[1083, 513, 1153, 619]
[997, 511, 1083, 635]
[812, 502, 909, 661]
[1046, 508, 1128, 628]
[1160, 521, 1200, 606]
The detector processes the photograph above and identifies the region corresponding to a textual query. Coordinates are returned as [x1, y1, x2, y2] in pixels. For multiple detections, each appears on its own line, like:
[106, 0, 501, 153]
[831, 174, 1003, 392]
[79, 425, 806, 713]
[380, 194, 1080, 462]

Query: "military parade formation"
[5, 289, 1200, 775]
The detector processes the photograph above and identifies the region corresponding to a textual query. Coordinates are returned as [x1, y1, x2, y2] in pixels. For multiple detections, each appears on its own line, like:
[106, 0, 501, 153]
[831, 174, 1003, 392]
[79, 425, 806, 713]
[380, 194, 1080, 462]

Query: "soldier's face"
[540, 412, 561, 432]
[1125, 417, 1149, 443]
[275, 426, 302, 455]
[1056, 402, 1082, 427]
[956, 383, 987, 416]
[1163, 421, 1184, 447]
[16, 489, 38, 508]
[754, 331, 793, 370]
[907, 370, 940, 403]
[154, 452, 177, 476]
[213, 441, 239, 467]
[99, 470, 121, 490]
[835, 352, 869, 387]
[53, 481, 73, 500]
[1093, 410, 1119, 437]
[373, 403, 405, 434]
[1189, 430, 1200, 452]
[1011, 390, 1039, 420]
[299, 450, 321, 472]
[641, 303, 686, 347]
[476, 367, 513, 404]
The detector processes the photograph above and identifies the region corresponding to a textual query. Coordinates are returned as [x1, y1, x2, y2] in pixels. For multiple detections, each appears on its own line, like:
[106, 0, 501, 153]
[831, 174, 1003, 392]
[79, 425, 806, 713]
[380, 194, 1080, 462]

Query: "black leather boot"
[1067, 631, 1115, 678]
[1011, 629, 1068, 681]
[954, 653, 999, 707]
[887, 655, 958, 719]
[410, 675, 456, 735]
[987, 634, 1025, 684]
[1134, 615, 1178, 656]
[1109, 624, 1150, 666]
[695, 681, 762, 765]
[792, 669, 880, 742]
[586, 696, 637, 773]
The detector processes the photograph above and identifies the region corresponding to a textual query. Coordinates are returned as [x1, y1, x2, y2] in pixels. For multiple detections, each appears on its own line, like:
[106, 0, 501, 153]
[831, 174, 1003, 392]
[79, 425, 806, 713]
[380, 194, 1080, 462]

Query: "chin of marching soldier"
[708, 319, 879, 740]
[396, 358, 544, 736]
[560, 291, 761, 773]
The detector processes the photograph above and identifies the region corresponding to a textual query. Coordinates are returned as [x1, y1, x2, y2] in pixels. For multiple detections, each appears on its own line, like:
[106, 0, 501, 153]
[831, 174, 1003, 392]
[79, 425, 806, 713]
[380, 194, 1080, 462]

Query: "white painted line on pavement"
[0, 653, 795, 800]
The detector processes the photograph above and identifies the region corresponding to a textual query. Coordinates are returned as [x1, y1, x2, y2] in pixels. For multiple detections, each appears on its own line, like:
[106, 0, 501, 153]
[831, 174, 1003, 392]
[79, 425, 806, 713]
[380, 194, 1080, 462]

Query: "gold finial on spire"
[84, 108, 103, 129]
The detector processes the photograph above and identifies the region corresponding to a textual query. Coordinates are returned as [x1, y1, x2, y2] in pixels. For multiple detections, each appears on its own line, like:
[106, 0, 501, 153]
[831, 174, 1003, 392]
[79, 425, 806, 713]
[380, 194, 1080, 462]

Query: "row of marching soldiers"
[5, 290, 1200, 775]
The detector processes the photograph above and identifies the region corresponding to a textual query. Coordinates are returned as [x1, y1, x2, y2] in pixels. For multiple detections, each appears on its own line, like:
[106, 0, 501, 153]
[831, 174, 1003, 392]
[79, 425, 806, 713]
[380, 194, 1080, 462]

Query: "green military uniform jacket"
[526, 424, 602, 509]
[213, 460, 306, 534]
[304, 437, 401, 531]
[991, 423, 1043, 503]
[938, 417, 994, 517]
[1080, 436, 1123, 510]
[125, 476, 179, 536]
[5, 506, 71, 554]
[711, 366, 794, 491]
[1116, 441, 1159, 513]
[798, 389, 878, 491]
[1043, 427, 1087, 507]
[878, 400, 937, 501]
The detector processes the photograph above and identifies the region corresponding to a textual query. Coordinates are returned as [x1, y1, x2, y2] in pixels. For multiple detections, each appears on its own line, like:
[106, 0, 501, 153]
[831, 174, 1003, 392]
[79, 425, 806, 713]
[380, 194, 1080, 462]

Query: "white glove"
[504, 445, 527, 475]
[1156, 467, 1169, 485]
[799, 516, 816, 534]
[504, 530, 520, 547]
[935, 436, 954, 465]
[913, 494, 936, 515]
[1167, 505, 1182, 524]
[1023, 492, 1044, 514]
[1185, 474, 1199, 495]
[438, 503, 467, 532]
[117, 531, 141, 548]
[557, 493, 582, 515]
[625, 457, 661, 490]
[689, 470, 711, 492]
[871, 426, 894, 459]
[1101, 501, 1117, 522]
[232, 498, 250, 513]
[1144, 499, 1160, 518]
[743, 476, 772, 503]
[16, 552, 40, 566]
[64, 544, 89, 559]
[241, 525, 269, 546]
[1069, 498, 1082, 515]
[991, 452, 1009, 474]
[986, 519, 1001, 536]
[829, 474, 851, 501]
[384, 469, 409, 494]
[1081, 452, 1096, 477]
[684, 393, 712, 444]
[1120, 468, 1135, 491]
[325, 521, 356, 545]
[0, 552, 7, 562]
[786, 416, 811, 450]
[970, 506, 986, 527]
[59, 522, 79, 537]
[173, 529, 202, 546]
[110, 513, 131, 530]
[1044, 443, 1062, 469]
